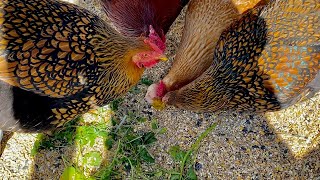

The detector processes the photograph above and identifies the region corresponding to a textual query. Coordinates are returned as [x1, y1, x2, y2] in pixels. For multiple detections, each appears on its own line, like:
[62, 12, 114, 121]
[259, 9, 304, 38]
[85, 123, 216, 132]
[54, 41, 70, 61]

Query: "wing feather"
[0, 0, 98, 98]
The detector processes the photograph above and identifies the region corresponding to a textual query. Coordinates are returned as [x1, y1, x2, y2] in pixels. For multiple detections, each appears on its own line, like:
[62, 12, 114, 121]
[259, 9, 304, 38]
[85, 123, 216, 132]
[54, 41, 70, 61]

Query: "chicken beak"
[159, 55, 168, 62]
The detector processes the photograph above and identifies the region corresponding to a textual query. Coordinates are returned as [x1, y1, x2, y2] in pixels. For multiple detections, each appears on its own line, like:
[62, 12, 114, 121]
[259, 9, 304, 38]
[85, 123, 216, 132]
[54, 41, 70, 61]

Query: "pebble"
[0, 1, 320, 179]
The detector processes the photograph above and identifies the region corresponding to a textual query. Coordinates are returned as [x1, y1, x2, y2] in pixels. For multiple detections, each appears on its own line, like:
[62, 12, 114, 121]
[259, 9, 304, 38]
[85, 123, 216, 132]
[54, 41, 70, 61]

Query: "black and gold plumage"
[164, 0, 320, 113]
[0, 0, 165, 133]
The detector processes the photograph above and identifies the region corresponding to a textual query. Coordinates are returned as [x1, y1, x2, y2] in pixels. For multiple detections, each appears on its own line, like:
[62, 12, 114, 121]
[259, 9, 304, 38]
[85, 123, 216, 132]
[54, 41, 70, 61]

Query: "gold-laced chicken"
[162, 0, 319, 112]
[0, 0, 167, 133]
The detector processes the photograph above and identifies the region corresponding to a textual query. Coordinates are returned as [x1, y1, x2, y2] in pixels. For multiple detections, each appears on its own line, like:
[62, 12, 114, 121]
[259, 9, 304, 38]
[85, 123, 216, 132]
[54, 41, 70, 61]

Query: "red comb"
[144, 25, 166, 53]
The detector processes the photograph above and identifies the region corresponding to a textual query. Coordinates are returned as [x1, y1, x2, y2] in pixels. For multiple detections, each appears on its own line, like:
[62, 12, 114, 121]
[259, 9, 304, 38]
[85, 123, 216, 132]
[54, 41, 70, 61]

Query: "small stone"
[142, 110, 153, 116]
[196, 119, 203, 127]
[252, 145, 259, 149]
[242, 127, 249, 134]
[194, 162, 203, 171]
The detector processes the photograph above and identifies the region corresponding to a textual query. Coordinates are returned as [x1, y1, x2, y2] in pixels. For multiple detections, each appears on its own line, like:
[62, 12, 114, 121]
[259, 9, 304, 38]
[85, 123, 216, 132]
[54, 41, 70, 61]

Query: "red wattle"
[156, 80, 167, 97]
[143, 59, 159, 68]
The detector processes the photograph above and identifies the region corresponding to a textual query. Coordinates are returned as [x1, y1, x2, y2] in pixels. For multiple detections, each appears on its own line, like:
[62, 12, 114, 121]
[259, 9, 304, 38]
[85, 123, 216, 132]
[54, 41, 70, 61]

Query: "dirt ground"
[0, 0, 319, 179]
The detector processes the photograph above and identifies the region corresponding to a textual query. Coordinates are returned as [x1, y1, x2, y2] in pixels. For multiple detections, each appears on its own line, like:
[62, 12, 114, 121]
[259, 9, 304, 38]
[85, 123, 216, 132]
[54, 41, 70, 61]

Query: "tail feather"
[102, 0, 155, 37]
[101, 0, 188, 38]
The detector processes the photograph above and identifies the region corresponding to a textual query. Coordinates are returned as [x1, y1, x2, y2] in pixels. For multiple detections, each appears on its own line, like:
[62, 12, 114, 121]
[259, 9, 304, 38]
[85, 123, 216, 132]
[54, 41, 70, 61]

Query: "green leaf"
[127, 134, 143, 146]
[105, 138, 114, 150]
[137, 117, 147, 123]
[168, 146, 186, 162]
[32, 124, 76, 152]
[95, 124, 109, 138]
[139, 147, 155, 163]
[127, 111, 137, 121]
[151, 119, 158, 130]
[170, 174, 180, 180]
[75, 125, 108, 147]
[142, 132, 157, 145]
[55, 119, 77, 141]
[31, 134, 44, 156]
[124, 156, 138, 167]
[141, 78, 153, 86]
[109, 98, 123, 111]
[60, 166, 76, 180]
[158, 128, 167, 134]
[83, 151, 102, 166]
[154, 171, 163, 177]
[75, 126, 97, 147]
[60, 166, 89, 180]
[111, 117, 118, 126]
[186, 167, 197, 180]
[98, 168, 112, 180]
[129, 86, 140, 94]
[54, 128, 75, 145]
[30, 143, 39, 156]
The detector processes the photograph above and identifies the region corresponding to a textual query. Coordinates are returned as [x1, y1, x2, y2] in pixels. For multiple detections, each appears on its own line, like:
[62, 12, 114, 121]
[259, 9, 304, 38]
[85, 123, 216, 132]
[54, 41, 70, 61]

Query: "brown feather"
[165, 0, 320, 113]
[0, 0, 161, 131]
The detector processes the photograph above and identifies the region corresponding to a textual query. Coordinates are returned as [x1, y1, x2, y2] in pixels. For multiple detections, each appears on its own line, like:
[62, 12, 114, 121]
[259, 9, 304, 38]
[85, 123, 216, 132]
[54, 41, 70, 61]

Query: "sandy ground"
[0, 0, 319, 179]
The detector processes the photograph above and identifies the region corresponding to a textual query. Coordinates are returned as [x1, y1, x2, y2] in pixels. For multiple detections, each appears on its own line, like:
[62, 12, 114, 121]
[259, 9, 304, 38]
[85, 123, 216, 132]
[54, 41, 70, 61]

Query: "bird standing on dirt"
[145, 0, 265, 109]
[162, 0, 320, 112]
[0, 0, 167, 135]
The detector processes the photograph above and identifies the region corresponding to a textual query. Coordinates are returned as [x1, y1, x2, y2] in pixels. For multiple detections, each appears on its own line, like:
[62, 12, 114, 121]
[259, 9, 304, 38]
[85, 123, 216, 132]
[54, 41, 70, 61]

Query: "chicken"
[101, 0, 190, 56]
[145, 0, 265, 108]
[162, 0, 320, 112]
[0, 0, 167, 135]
